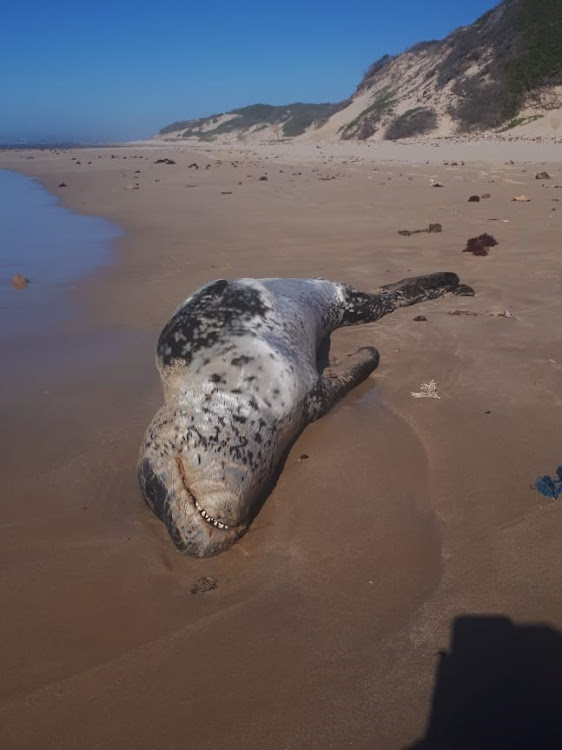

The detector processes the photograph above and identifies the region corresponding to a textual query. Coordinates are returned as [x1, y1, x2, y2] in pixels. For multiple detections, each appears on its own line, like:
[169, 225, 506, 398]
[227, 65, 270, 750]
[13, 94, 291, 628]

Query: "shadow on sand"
[408, 615, 562, 749]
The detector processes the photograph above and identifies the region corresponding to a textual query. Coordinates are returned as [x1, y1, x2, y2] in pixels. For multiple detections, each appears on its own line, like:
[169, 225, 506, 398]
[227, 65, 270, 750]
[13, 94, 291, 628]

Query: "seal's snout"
[138, 457, 244, 557]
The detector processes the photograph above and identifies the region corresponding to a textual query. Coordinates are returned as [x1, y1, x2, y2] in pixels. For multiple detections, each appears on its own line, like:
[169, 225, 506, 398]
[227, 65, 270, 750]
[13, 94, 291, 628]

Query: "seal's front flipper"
[305, 347, 380, 422]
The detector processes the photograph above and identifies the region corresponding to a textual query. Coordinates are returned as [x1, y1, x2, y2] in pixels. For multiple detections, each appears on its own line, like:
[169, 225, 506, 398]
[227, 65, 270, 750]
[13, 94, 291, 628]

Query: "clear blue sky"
[1, 0, 499, 144]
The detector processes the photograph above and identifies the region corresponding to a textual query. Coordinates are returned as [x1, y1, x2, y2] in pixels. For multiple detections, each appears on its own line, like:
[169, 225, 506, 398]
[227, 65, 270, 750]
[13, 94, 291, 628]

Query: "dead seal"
[138, 272, 473, 557]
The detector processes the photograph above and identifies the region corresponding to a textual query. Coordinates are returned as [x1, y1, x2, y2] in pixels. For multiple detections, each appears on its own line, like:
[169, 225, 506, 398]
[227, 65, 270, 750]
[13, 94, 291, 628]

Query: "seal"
[138, 272, 473, 557]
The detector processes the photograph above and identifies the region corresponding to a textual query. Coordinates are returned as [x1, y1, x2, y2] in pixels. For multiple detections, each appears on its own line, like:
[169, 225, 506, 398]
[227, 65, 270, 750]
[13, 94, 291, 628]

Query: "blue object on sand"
[534, 472, 562, 499]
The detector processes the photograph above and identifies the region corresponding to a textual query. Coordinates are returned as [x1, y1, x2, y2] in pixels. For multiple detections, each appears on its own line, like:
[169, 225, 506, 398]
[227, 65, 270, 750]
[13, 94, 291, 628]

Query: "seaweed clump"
[463, 233, 498, 257]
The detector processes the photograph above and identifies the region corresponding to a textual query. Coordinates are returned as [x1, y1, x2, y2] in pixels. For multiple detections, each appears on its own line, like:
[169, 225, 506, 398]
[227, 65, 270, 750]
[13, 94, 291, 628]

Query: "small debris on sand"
[411, 380, 441, 399]
[298, 454, 310, 461]
[58, 182, 67, 188]
[449, 310, 478, 316]
[191, 576, 218, 595]
[481, 193, 491, 199]
[487, 309, 514, 319]
[468, 195, 481, 202]
[258, 175, 268, 181]
[432, 182, 444, 188]
[463, 233, 498, 257]
[220, 191, 233, 195]
[188, 163, 199, 169]
[413, 315, 428, 322]
[12, 274, 29, 289]
[154, 158, 176, 165]
[535, 171, 551, 180]
[512, 194, 531, 202]
[398, 223, 442, 237]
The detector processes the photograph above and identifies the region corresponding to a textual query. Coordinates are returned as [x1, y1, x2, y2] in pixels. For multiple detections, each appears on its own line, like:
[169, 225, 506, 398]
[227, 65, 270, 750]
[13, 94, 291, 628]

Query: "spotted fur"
[139, 272, 473, 557]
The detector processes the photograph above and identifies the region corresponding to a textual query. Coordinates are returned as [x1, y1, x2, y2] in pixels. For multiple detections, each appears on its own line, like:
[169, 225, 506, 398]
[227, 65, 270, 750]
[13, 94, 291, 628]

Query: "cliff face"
[159, 0, 562, 143]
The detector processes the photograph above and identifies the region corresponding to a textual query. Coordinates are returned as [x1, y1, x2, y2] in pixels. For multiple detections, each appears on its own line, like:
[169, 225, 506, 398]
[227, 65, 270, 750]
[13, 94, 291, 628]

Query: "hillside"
[158, 0, 562, 143]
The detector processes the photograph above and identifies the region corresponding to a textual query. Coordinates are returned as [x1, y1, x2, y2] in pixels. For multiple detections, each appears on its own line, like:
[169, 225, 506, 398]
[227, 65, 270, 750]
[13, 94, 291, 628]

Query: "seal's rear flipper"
[340, 272, 474, 326]
[305, 347, 380, 422]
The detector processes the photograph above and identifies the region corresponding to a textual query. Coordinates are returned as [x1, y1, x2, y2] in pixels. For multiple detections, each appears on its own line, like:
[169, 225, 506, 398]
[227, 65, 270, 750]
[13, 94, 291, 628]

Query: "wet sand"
[1, 142, 562, 748]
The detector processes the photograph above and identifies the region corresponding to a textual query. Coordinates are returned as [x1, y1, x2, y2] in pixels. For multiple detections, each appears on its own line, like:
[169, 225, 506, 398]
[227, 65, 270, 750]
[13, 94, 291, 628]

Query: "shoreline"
[2, 142, 562, 749]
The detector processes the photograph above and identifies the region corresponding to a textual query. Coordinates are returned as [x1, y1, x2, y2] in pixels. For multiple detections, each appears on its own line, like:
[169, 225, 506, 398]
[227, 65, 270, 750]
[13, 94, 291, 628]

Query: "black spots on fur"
[340, 286, 386, 325]
[210, 373, 225, 384]
[138, 460, 168, 523]
[157, 281, 271, 368]
[231, 388, 243, 394]
[233, 414, 247, 424]
[231, 354, 253, 366]
[249, 398, 259, 410]
[223, 285, 271, 318]
[254, 432, 263, 443]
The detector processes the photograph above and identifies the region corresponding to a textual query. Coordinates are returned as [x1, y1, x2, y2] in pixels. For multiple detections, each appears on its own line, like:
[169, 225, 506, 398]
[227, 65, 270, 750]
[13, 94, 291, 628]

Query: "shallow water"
[0, 169, 121, 337]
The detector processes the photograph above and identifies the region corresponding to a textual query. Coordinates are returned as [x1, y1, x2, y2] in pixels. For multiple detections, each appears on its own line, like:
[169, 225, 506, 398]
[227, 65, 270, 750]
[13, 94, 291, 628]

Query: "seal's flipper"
[339, 272, 474, 327]
[305, 347, 380, 422]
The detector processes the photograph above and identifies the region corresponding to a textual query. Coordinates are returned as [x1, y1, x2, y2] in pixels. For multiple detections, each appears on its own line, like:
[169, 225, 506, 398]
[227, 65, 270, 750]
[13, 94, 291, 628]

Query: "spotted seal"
[138, 272, 473, 557]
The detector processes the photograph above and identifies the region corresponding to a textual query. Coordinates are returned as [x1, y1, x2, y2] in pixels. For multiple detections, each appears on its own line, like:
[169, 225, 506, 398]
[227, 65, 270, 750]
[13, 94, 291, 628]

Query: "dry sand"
[1, 140, 562, 749]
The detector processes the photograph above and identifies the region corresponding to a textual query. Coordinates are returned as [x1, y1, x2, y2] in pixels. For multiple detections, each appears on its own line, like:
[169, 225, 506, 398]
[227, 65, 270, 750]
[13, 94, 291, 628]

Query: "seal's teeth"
[195, 504, 230, 530]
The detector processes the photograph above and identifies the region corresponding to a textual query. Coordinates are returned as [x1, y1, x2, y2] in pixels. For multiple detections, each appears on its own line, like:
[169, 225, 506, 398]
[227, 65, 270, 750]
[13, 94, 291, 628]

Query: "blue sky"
[1, 0, 499, 144]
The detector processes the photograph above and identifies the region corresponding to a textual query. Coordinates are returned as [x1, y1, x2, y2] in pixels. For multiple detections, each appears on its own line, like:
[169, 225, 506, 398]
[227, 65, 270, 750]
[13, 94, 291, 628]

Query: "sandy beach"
[1, 139, 562, 748]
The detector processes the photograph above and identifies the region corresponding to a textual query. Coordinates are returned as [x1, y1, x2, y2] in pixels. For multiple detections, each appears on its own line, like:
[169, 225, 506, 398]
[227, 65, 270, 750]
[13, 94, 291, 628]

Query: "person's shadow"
[408, 615, 562, 749]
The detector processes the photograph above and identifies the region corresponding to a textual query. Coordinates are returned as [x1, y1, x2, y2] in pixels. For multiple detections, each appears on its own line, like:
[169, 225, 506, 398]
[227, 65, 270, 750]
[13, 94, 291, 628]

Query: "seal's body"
[139, 273, 473, 556]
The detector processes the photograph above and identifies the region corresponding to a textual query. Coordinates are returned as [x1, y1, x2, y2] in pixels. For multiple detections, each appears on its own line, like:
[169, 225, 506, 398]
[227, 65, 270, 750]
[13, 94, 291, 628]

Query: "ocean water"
[0, 169, 121, 337]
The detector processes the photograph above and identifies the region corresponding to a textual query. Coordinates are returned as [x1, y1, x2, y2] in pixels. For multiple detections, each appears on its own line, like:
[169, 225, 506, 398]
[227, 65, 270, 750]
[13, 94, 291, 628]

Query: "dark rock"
[468, 195, 480, 202]
[463, 233, 498, 256]
[58, 182, 67, 187]
[188, 162, 199, 169]
[536, 171, 551, 179]
[413, 315, 428, 322]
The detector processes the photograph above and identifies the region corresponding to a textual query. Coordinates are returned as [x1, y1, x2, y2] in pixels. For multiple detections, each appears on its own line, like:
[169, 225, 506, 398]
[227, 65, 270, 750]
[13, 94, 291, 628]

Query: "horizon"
[2, 0, 499, 145]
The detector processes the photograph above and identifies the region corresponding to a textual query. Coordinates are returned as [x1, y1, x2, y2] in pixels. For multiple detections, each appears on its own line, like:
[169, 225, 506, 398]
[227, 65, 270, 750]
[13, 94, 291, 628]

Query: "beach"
[1, 139, 562, 748]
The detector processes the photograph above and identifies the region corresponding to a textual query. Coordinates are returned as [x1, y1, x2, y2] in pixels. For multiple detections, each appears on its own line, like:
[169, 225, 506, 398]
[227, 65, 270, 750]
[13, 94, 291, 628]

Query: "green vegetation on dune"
[159, 102, 342, 140]
[450, 0, 562, 130]
[385, 107, 438, 140]
[503, 0, 562, 116]
[340, 89, 396, 140]
[497, 113, 544, 132]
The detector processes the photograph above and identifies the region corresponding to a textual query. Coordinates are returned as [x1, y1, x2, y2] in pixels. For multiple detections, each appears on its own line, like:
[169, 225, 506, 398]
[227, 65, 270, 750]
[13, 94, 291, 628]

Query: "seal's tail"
[339, 272, 474, 326]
